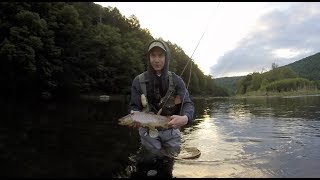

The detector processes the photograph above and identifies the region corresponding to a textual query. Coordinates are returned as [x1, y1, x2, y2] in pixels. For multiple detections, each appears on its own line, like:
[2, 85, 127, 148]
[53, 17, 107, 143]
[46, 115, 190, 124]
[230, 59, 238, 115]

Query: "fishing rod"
[158, 2, 221, 115]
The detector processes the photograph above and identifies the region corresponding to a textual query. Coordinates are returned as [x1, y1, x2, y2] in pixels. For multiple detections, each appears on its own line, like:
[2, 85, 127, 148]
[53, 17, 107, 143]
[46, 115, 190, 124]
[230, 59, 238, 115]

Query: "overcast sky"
[95, 2, 320, 78]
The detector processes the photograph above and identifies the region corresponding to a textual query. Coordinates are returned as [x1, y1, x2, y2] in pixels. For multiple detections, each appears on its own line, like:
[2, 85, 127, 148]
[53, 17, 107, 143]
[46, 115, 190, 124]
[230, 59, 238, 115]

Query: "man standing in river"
[128, 39, 195, 177]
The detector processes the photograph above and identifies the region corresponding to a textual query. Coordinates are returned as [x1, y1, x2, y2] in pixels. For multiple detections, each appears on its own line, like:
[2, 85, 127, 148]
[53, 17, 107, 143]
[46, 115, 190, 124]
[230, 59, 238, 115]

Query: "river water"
[1, 95, 320, 177]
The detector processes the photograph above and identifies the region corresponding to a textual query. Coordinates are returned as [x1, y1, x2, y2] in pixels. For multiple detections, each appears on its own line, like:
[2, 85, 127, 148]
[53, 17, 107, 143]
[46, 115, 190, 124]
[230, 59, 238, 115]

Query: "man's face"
[149, 47, 166, 74]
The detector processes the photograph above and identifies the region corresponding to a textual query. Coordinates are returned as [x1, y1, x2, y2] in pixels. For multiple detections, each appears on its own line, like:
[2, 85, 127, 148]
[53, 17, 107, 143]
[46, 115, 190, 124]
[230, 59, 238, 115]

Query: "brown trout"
[118, 111, 171, 138]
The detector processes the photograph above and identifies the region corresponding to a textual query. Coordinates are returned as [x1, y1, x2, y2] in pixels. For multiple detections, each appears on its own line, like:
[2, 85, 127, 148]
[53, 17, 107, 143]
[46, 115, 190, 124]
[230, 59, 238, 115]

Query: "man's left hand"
[168, 115, 188, 129]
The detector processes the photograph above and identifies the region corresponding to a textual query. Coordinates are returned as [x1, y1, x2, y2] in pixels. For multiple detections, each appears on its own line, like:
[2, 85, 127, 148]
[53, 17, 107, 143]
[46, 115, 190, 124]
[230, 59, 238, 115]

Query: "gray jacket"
[129, 40, 194, 124]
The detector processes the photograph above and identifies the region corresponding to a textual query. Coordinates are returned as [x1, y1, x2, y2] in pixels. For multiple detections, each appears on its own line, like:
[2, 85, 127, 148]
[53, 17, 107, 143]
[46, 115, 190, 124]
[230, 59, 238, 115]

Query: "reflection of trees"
[76, 98, 141, 177]
[2, 96, 319, 176]
[0, 97, 141, 177]
[192, 98, 228, 119]
[182, 96, 320, 136]
[185, 98, 212, 129]
[189, 96, 320, 140]
[192, 98, 209, 119]
[181, 98, 227, 132]
[237, 96, 320, 120]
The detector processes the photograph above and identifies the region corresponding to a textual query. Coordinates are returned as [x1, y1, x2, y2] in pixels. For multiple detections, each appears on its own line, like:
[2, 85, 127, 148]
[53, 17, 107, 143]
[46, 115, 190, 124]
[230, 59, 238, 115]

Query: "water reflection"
[1, 95, 320, 177]
[173, 95, 320, 178]
[0, 97, 140, 177]
[173, 114, 269, 177]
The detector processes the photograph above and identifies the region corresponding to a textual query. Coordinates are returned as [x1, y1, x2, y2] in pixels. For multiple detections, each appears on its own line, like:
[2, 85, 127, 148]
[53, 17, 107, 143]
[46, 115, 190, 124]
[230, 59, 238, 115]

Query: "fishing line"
[180, 2, 220, 78]
[158, 2, 221, 115]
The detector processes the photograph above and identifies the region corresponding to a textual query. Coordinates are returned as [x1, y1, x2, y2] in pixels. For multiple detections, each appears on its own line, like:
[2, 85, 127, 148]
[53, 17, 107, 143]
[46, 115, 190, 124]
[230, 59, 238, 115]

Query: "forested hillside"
[214, 76, 243, 95]
[236, 62, 319, 96]
[0, 2, 228, 100]
[284, 52, 320, 81]
[215, 52, 320, 95]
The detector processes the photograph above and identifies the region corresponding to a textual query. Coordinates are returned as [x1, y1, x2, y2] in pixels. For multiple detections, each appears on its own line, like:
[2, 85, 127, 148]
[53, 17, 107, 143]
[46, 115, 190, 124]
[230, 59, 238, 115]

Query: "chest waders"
[138, 71, 175, 113]
[137, 71, 175, 138]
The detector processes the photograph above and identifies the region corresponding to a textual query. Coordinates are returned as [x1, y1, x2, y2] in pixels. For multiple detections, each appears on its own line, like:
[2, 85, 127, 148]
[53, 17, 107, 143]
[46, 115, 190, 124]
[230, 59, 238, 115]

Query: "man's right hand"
[130, 110, 141, 128]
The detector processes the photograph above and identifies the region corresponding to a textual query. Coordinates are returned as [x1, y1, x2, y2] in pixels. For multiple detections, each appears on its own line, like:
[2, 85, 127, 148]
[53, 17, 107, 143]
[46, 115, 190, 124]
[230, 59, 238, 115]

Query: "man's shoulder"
[140, 71, 149, 77]
[134, 71, 147, 78]
[168, 71, 179, 78]
[136, 71, 149, 82]
[141, 71, 148, 74]
[169, 71, 182, 80]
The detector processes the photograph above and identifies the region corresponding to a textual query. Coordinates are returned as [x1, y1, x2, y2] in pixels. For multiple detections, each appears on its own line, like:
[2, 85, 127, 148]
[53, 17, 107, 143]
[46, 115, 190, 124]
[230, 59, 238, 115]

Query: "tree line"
[0, 2, 228, 100]
[236, 62, 320, 95]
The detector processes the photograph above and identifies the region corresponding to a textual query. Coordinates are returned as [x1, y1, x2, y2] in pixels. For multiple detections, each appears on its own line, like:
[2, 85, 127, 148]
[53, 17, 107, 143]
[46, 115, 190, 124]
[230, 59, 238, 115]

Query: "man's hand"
[129, 110, 141, 128]
[168, 115, 188, 129]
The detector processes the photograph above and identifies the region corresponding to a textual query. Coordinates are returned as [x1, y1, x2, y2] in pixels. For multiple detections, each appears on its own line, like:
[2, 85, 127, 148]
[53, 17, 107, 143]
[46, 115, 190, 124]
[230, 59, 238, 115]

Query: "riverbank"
[191, 89, 320, 100]
[237, 89, 320, 98]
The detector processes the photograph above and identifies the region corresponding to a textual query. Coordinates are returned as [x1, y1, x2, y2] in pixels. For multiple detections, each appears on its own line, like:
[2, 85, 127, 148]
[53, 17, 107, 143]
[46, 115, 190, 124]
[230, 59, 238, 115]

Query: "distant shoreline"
[191, 91, 320, 100]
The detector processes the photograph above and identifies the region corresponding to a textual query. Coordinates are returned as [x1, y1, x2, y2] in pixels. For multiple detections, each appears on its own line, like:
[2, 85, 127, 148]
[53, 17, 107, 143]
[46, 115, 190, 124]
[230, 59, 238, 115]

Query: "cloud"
[210, 2, 320, 78]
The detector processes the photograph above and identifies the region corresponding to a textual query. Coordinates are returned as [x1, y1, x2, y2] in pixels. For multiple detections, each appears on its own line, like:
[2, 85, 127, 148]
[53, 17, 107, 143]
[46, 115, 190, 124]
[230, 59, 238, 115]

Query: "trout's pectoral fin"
[148, 127, 159, 138]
